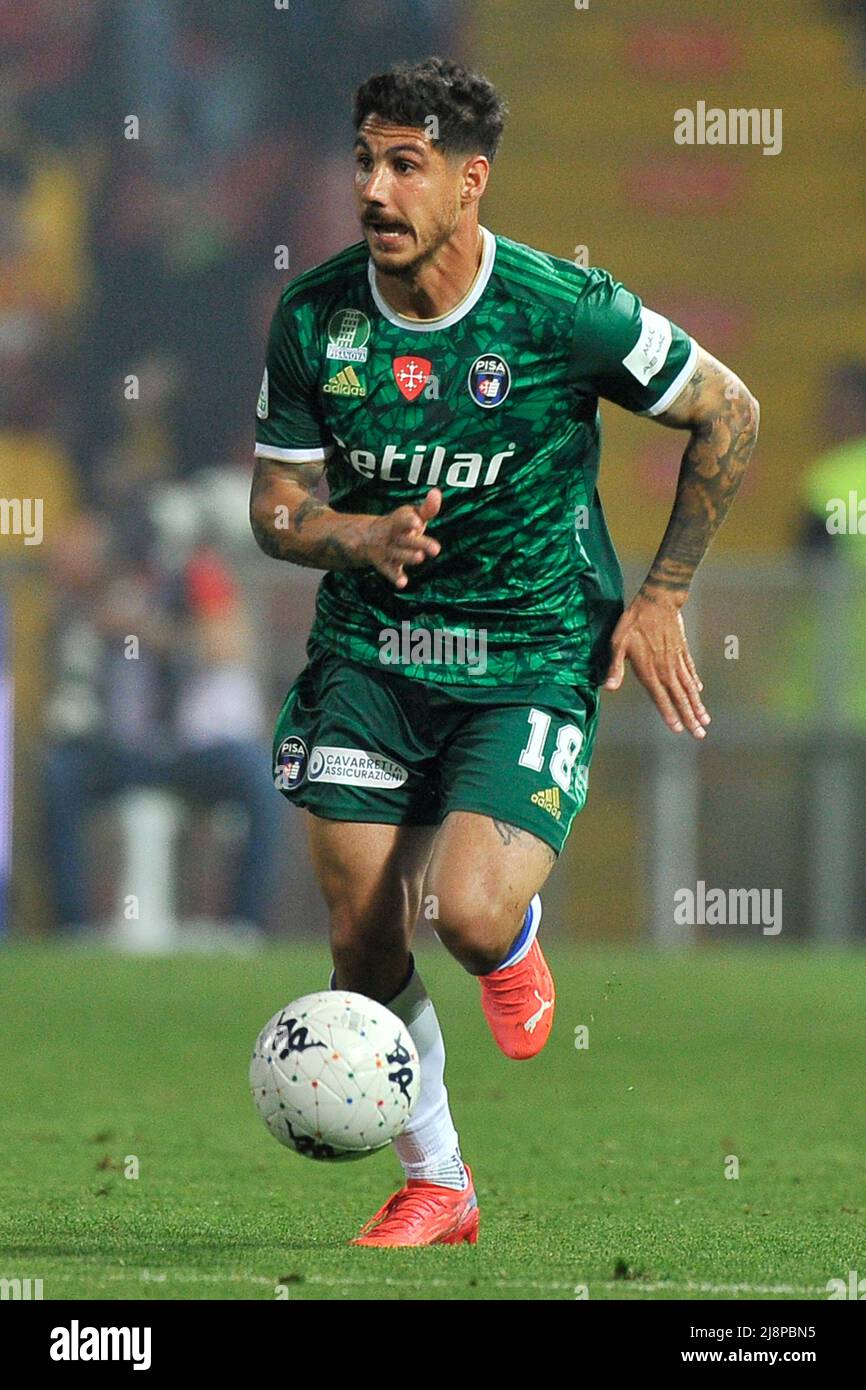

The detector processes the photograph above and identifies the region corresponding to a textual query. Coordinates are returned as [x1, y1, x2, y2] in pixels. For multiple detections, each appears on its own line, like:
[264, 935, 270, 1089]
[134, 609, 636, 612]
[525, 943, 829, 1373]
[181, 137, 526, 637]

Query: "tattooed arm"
[642, 347, 760, 594]
[604, 347, 760, 738]
[249, 456, 442, 588]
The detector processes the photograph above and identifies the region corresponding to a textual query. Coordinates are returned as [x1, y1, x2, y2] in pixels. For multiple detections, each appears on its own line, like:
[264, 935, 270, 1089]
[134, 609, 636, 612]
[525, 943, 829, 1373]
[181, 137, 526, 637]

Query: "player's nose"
[361, 163, 391, 205]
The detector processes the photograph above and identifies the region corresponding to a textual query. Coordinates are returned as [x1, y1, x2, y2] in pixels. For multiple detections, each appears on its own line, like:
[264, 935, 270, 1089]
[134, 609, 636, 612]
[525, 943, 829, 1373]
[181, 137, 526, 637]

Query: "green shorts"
[272, 647, 600, 856]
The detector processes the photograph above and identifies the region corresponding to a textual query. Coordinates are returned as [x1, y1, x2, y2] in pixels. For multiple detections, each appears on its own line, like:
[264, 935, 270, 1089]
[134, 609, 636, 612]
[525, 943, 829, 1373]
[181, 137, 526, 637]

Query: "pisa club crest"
[393, 356, 432, 402]
[274, 736, 308, 792]
[469, 353, 511, 408]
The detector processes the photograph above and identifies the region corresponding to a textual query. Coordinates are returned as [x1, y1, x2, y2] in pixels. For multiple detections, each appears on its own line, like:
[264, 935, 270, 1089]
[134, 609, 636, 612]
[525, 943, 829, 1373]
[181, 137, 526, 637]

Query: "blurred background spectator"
[41, 510, 280, 943]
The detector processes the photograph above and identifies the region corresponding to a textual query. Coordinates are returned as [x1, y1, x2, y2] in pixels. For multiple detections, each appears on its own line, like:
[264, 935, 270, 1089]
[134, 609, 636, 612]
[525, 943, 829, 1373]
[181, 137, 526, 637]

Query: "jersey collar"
[367, 225, 496, 332]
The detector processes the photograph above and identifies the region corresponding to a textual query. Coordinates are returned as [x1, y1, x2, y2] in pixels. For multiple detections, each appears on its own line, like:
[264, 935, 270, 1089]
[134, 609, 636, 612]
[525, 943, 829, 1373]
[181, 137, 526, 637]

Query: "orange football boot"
[480, 898, 555, 1059]
[350, 1165, 479, 1247]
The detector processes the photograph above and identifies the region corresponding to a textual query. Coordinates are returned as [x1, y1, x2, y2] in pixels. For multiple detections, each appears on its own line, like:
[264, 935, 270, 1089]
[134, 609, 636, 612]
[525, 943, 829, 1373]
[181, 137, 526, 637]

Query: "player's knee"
[329, 904, 375, 960]
[433, 898, 513, 976]
[328, 903, 406, 974]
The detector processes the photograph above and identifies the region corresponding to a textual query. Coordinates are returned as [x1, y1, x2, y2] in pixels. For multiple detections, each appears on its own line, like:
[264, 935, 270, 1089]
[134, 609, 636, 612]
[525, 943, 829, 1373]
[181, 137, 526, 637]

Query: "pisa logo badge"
[469, 354, 511, 408]
[274, 736, 308, 791]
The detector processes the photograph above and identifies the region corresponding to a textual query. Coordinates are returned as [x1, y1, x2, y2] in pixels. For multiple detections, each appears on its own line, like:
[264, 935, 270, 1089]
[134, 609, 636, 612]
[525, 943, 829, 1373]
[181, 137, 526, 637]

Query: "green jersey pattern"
[254, 228, 697, 687]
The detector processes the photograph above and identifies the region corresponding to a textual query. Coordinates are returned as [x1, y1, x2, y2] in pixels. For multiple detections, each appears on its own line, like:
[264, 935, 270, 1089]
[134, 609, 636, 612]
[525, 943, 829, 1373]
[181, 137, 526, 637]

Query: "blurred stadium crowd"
[1, 0, 864, 944]
[0, 0, 461, 940]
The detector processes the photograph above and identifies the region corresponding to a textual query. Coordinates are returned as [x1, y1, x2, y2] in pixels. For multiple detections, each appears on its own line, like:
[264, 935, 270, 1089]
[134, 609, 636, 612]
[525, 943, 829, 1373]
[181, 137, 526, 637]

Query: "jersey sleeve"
[571, 269, 698, 416]
[254, 295, 333, 463]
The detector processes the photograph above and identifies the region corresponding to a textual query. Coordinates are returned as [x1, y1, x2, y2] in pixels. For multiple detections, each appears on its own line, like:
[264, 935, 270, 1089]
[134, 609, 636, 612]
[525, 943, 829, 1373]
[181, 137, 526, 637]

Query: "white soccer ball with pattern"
[249, 991, 420, 1161]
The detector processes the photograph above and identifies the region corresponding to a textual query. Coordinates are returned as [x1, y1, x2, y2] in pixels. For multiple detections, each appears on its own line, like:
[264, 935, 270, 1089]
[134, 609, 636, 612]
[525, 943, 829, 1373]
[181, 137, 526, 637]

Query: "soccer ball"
[249, 991, 420, 1162]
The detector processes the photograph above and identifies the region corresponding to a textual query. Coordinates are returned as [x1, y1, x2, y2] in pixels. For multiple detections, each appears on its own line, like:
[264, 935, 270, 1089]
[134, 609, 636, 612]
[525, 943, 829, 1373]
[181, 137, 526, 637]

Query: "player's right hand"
[362, 487, 442, 589]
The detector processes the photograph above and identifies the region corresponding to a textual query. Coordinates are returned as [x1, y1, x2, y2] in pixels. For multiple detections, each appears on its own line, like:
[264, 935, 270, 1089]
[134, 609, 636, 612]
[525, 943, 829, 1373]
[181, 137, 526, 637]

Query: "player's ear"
[460, 153, 489, 206]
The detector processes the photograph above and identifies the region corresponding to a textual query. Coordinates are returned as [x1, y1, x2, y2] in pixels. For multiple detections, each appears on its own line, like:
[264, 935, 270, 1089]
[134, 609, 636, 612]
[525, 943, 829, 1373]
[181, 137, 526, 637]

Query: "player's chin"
[367, 234, 418, 272]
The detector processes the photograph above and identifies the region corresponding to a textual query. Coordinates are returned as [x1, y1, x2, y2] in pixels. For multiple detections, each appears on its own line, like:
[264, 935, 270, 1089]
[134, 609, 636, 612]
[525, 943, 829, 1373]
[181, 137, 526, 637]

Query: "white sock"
[494, 893, 542, 972]
[384, 961, 469, 1191]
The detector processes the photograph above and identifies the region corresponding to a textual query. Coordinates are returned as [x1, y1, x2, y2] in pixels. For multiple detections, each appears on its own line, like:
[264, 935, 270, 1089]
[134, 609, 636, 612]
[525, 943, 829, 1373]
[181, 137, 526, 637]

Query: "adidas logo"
[531, 786, 562, 820]
[323, 365, 366, 397]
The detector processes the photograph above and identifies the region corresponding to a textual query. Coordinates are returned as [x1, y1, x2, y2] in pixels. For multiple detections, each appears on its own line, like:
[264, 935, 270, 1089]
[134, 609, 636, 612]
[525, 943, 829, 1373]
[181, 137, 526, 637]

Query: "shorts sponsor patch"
[308, 746, 408, 787]
[621, 308, 672, 386]
[274, 735, 308, 791]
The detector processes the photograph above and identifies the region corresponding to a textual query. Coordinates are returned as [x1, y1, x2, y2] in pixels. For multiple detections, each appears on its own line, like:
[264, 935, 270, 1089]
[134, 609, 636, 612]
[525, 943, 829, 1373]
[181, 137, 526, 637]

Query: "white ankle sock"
[494, 893, 542, 972]
[384, 963, 469, 1191]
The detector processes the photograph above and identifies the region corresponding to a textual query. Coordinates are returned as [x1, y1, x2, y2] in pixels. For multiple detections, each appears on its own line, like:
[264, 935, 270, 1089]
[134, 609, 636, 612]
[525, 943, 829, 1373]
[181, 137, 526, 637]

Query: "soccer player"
[250, 57, 759, 1246]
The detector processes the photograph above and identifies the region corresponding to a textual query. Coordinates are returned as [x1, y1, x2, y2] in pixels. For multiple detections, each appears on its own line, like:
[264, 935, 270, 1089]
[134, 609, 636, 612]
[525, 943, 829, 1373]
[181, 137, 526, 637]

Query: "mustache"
[363, 218, 412, 231]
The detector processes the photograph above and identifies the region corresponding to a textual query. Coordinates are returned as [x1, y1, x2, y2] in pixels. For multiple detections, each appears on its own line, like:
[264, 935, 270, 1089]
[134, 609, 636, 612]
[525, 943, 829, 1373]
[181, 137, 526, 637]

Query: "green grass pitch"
[1, 944, 864, 1301]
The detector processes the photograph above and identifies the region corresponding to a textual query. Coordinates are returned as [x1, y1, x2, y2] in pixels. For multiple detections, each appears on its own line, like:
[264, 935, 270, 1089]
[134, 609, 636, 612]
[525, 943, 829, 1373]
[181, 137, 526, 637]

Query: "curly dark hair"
[353, 56, 508, 163]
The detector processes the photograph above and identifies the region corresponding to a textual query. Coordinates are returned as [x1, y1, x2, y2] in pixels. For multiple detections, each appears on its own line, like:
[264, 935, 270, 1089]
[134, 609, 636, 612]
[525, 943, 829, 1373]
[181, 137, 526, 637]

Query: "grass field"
[1, 944, 864, 1301]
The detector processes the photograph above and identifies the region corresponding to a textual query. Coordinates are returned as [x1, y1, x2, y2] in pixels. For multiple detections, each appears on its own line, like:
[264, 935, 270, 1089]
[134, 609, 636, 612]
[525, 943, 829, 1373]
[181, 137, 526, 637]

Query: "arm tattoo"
[684, 368, 706, 403]
[292, 496, 328, 532]
[643, 366, 759, 595]
[250, 459, 364, 572]
[287, 462, 326, 493]
[303, 533, 355, 570]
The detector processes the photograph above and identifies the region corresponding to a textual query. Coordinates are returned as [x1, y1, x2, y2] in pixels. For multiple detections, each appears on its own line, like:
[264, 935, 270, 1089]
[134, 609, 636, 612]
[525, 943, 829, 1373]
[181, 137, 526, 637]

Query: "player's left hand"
[603, 589, 710, 739]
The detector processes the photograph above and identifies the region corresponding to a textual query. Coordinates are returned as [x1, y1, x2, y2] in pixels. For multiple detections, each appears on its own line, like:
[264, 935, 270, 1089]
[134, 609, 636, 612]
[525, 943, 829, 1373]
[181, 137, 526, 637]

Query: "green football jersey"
[254, 227, 697, 687]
